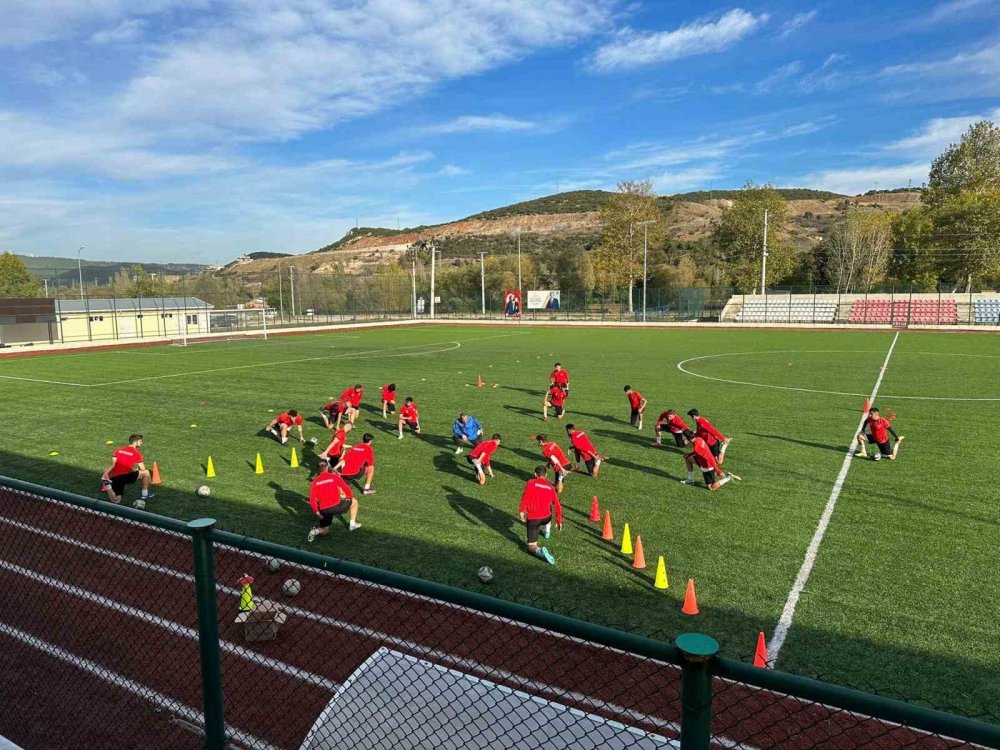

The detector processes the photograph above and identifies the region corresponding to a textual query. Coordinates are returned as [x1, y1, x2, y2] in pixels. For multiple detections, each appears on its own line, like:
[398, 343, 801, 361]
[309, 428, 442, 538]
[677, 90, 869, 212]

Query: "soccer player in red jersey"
[101, 434, 153, 505]
[549, 363, 570, 392]
[565, 424, 606, 477]
[654, 409, 692, 448]
[856, 408, 903, 461]
[319, 400, 347, 430]
[340, 384, 364, 425]
[518, 465, 563, 564]
[534, 434, 572, 492]
[319, 422, 352, 461]
[307, 458, 361, 541]
[542, 384, 568, 421]
[468, 433, 502, 485]
[334, 432, 376, 495]
[624, 385, 647, 429]
[267, 410, 303, 445]
[687, 409, 730, 463]
[683, 436, 732, 491]
[397, 397, 420, 439]
[381, 383, 397, 418]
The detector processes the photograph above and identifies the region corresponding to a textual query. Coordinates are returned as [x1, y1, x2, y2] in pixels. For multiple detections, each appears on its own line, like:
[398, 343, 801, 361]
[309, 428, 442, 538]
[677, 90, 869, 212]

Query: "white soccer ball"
[477, 566, 494, 583]
[282, 578, 301, 597]
[308, 437, 319, 446]
[197, 485, 211, 497]
[133, 499, 146, 510]
[265, 557, 281, 573]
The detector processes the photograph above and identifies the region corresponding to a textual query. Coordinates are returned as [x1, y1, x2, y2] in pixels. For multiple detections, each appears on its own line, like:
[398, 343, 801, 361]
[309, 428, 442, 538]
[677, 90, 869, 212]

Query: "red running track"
[0, 489, 974, 750]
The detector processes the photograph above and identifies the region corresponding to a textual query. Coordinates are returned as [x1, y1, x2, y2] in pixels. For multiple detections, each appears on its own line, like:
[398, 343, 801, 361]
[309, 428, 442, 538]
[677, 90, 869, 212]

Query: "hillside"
[18, 255, 207, 283]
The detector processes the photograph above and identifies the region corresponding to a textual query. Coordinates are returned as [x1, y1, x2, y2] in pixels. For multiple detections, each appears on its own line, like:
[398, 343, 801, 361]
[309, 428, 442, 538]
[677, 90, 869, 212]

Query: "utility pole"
[429, 242, 437, 320]
[480, 252, 486, 315]
[410, 251, 417, 319]
[289, 267, 296, 317]
[760, 210, 769, 293]
[77, 246, 85, 300]
[636, 220, 657, 323]
[516, 230, 522, 298]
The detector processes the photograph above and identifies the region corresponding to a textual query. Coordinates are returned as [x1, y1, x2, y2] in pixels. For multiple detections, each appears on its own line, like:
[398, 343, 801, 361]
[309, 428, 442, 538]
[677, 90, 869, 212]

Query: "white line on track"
[0, 623, 280, 750]
[768, 332, 900, 662]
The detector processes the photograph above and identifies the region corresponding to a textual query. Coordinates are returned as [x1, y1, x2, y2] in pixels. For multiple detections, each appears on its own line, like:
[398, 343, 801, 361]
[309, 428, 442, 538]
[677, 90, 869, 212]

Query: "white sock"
[655, 437, 661, 445]
[141, 490, 149, 498]
[687, 471, 695, 482]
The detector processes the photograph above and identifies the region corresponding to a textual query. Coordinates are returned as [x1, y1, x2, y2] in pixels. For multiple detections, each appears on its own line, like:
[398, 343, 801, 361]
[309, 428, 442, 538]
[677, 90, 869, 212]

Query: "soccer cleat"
[539, 547, 556, 565]
[268, 428, 278, 437]
[477, 473, 486, 486]
[652, 441, 662, 448]
[307, 528, 318, 543]
[349, 521, 361, 531]
[141, 493, 155, 500]
[454, 447, 463, 455]
[281, 437, 288, 445]
[872, 453, 881, 461]
[718, 475, 732, 487]
[363, 488, 376, 495]
[397, 434, 403, 440]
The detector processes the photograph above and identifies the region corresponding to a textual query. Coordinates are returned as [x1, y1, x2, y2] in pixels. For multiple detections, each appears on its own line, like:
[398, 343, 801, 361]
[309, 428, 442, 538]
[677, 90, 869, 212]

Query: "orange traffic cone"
[588, 496, 600, 522]
[862, 397, 870, 413]
[632, 535, 647, 569]
[601, 510, 614, 541]
[476, 374, 484, 388]
[753, 631, 769, 668]
[151, 462, 162, 485]
[681, 578, 699, 615]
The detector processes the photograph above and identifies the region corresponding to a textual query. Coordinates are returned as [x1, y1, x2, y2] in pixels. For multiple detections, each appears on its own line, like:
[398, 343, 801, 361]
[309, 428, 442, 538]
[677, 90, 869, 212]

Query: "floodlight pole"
[760, 210, 769, 293]
[516, 230, 522, 299]
[289, 267, 296, 318]
[636, 220, 656, 323]
[76, 246, 85, 300]
[480, 252, 486, 316]
[429, 243, 437, 320]
[410, 253, 417, 319]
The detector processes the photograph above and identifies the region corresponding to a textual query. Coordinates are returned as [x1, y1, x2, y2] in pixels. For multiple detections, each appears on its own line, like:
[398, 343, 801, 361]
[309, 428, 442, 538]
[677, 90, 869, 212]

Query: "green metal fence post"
[189, 518, 226, 750]
[676, 633, 719, 750]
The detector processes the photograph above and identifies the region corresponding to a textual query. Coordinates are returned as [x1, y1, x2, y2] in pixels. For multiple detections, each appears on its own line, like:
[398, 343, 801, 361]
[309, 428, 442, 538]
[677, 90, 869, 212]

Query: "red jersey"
[519, 477, 563, 523]
[109, 446, 143, 477]
[541, 441, 571, 469]
[547, 386, 567, 407]
[549, 369, 569, 387]
[687, 438, 721, 472]
[693, 416, 726, 446]
[327, 429, 348, 457]
[469, 439, 499, 467]
[657, 412, 688, 434]
[309, 471, 354, 512]
[340, 387, 363, 408]
[277, 411, 303, 426]
[627, 391, 644, 410]
[568, 429, 598, 460]
[340, 443, 374, 475]
[381, 385, 396, 403]
[865, 415, 894, 443]
[399, 403, 419, 424]
[322, 401, 345, 414]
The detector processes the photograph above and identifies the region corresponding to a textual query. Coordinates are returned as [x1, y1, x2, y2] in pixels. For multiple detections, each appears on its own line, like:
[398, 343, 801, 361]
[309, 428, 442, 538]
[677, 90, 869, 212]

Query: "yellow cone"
[654, 556, 669, 590]
[105, 440, 114, 445]
[206, 456, 216, 478]
[254, 453, 264, 475]
[620, 523, 633, 555]
[240, 583, 254, 612]
[290, 447, 299, 469]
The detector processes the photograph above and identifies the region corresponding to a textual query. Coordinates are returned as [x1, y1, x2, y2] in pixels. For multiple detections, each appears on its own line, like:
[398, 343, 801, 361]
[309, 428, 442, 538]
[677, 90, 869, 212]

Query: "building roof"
[55, 297, 214, 313]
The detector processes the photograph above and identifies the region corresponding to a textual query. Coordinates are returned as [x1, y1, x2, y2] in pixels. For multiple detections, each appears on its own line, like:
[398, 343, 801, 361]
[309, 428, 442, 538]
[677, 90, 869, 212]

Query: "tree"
[553, 246, 595, 300]
[925, 121, 1000, 208]
[821, 209, 896, 292]
[591, 181, 665, 312]
[891, 205, 939, 290]
[0, 252, 42, 297]
[712, 182, 795, 290]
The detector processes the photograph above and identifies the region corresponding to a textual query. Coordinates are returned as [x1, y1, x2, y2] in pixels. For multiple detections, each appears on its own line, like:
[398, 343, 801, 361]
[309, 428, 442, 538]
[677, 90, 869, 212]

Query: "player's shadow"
[359, 403, 383, 417]
[493, 462, 533, 482]
[305, 416, 330, 429]
[573, 410, 628, 425]
[432, 452, 470, 480]
[593, 427, 653, 448]
[581, 535, 653, 585]
[508, 446, 545, 465]
[606, 456, 681, 482]
[444, 486, 520, 545]
[503, 404, 543, 419]
[268, 481, 311, 519]
[747, 432, 844, 454]
[421, 433, 458, 451]
[500, 385, 539, 396]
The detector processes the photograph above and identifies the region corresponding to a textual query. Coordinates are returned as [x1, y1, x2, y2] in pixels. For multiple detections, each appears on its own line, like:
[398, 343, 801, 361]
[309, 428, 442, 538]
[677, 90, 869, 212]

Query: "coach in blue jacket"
[452, 413, 483, 455]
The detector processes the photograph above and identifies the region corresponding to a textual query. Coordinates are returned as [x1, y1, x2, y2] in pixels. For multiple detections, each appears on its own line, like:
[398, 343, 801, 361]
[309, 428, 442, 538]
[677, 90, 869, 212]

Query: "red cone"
[589, 496, 600, 522]
[753, 632, 769, 668]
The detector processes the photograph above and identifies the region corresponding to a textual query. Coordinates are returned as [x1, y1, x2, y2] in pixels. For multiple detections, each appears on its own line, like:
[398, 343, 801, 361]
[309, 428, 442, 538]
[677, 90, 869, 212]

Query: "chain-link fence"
[1, 474, 998, 750]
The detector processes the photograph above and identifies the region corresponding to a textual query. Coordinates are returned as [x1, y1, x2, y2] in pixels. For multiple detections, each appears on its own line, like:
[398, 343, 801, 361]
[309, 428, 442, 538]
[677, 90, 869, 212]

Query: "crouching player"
[857, 408, 903, 461]
[381, 383, 397, 418]
[519, 465, 563, 565]
[543, 384, 568, 421]
[566, 424, 606, 477]
[468, 433, 501, 485]
[535, 434, 572, 493]
[334, 433, 377, 495]
[319, 422, 352, 462]
[624, 385, 647, 429]
[452, 413, 483, 455]
[397, 397, 420, 439]
[688, 409, 730, 463]
[307, 458, 361, 542]
[654, 409, 691, 448]
[320, 400, 347, 430]
[683, 436, 733, 491]
[101, 434, 154, 505]
[267, 410, 304, 444]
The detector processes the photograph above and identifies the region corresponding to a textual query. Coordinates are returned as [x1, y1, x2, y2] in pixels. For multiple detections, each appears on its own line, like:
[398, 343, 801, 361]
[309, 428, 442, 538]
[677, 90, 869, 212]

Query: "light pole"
[760, 210, 769, 293]
[636, 220, 656, 323]
[480, 252, 486, 316]
[77, 246, 85, 300]
[516, 230, 522, 299]
[429, 242, 437, 320]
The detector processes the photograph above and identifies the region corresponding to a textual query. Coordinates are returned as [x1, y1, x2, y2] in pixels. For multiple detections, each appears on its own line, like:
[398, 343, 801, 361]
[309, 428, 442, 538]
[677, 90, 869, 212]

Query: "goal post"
[204, 308, 270, 341]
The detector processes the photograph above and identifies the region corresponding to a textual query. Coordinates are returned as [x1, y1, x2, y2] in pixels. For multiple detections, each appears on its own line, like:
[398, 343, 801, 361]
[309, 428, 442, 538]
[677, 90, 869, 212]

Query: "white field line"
[768, 332, 900, 662]
[0, 559, 338, 691]
[0, 623, 280, 750]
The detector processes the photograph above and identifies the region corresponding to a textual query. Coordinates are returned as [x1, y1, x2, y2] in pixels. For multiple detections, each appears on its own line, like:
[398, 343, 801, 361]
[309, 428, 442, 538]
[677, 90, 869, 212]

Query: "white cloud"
[752, 55, 851, 96]
[754, 61, 803, 94]
[89, 18, 146, 46]
[886, 108, 1000, 157]
[436, 165, 471, 177]
[587, 9, 769, 73]
[779, 10, 818, 38]
[798, 163, 930, 195]
[881, 42, 1000, 100]
[650, 165, 723, 194]
[415, 115, 539, 136]
[922, 0, 995, 23]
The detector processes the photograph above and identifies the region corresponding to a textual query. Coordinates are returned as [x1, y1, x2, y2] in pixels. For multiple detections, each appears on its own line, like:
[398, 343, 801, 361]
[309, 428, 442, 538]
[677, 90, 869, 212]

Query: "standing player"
[319, 399, 347, 430]
[307, 458, 361, 542]
[340, 384, 364, 425]
[319, 422, 352, 462]
[101, 434, 154, 505]
[687, 409, 730, 463]
[397, 397, 420, 439]
[624, 385, 647, 429]
[266, 410, 304, 444]
[468, 433, 502, 485]
[549, 363, 570, 392]
[653, 409, 692, 448]
[542, 384, 568, 421]
[682, 436, 733, 491]
[518, 465, 563, 565]
[856, 408, 903, 461]
[534, 434, 572, 492]
[565, 424, 606, 477]
[334, 433, 376, 495]
[452, 412, 483, 455]
[381, 383, 397, 419]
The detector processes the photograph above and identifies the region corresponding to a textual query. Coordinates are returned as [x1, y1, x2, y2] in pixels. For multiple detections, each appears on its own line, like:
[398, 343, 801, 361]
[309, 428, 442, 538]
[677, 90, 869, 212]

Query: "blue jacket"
[453, 415, 482, 439]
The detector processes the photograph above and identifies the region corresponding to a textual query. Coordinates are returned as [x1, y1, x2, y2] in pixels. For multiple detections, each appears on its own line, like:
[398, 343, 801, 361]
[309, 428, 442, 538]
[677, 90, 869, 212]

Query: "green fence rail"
[1, 475, 998, 750]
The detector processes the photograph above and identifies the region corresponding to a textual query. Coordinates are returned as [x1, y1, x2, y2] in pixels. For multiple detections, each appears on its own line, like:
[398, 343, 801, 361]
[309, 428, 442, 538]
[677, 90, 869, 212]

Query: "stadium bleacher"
[974, 298, 1000, 324]
[735, 299, 837, 323]
[849, 299, 958, 325]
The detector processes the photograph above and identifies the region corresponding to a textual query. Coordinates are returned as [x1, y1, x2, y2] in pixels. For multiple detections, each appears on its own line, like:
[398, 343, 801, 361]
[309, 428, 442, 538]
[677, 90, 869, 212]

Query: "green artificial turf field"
[1, 323, 997, 717]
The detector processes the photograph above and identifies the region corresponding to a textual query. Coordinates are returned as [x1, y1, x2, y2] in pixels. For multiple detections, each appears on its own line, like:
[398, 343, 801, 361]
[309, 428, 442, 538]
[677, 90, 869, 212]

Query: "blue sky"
[1, 0, 997, 263]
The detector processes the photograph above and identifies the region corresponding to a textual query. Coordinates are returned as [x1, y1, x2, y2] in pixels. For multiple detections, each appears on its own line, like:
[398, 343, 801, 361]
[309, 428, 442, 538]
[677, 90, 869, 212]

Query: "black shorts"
[323, 407, 343, 420]
[701, 469, 716, 487]
[709, 441, 722, 459]
[402, 419, 420, 432]
[866, 434, 893, 455]
[341, 463, 369, 480]
[630, 409, 641, 426]
[319, 498, 352, 526]
[526, 515, 552, 544]
[384, 401, 396, 414]
[109, 471, 139, 495]
[584, 457, 597, 475]
[671, 431, 688, 447]
[552, 404, 565, 416]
